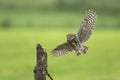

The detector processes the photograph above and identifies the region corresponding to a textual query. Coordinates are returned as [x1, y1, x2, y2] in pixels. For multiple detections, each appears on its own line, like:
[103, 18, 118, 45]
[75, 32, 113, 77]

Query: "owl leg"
[76, 45, 88, 55]
[74, 45, 83, 56]
[76, 50, 82, 56]
[82, 45, 88, 54]
[74, 48, 82, 56]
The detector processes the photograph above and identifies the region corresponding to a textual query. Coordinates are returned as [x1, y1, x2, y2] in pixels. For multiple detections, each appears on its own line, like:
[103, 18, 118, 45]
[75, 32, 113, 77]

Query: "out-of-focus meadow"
[0, 0, 120, 80]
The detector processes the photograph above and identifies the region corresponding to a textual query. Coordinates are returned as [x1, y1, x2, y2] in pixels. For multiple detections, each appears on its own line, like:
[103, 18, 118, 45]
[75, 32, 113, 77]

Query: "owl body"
[66, 33, 83, 55]
[51, 9, 96, 57]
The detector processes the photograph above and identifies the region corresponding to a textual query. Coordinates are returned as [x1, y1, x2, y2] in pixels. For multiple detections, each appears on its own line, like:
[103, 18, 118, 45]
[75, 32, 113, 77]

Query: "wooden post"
[33, 44, 53, 80]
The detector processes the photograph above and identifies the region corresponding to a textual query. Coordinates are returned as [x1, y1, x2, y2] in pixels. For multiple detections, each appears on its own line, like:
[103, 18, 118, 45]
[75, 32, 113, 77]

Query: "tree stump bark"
[33, 44, 53, 80]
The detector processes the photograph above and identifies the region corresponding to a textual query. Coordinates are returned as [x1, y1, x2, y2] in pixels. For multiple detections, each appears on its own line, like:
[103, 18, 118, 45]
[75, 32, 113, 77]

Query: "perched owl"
[51, 9, 97, 57]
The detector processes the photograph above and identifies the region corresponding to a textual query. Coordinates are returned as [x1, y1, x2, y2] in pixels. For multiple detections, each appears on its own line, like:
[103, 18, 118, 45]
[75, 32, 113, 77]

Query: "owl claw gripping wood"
[51, 9, 97, 57]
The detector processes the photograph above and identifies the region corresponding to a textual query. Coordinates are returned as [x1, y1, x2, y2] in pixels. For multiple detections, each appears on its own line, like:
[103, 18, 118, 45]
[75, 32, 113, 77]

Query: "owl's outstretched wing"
[51, 42, 74, 57]
[77, 9, 96, 43]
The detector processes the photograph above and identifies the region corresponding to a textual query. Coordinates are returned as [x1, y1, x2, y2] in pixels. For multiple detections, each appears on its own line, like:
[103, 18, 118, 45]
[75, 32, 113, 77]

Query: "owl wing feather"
[51, 42, 74, 57]
[77, 9, 96, 43]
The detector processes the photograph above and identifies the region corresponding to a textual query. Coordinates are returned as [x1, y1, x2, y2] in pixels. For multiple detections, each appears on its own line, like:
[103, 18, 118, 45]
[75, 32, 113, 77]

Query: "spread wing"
[51, 42, 74, 57]
[77, 9, 97, 43]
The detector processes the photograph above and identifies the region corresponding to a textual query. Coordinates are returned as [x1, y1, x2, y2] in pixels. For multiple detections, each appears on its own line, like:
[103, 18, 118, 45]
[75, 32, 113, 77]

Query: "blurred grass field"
[0, 10, 120, 29]
[0, 29, 120, 80]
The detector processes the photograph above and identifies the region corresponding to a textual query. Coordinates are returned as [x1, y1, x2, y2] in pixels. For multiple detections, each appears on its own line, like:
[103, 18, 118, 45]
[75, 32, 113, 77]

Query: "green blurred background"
[0, 0, 120, 80]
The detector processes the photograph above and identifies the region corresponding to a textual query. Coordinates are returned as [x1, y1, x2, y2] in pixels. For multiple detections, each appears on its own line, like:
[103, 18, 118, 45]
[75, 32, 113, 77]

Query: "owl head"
[66, 33, 76, 42]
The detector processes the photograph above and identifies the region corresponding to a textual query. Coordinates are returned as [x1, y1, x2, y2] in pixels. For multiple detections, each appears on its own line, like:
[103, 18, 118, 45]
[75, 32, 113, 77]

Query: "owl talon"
[77, 53, 81, 56]
[82, 46, 88, 54]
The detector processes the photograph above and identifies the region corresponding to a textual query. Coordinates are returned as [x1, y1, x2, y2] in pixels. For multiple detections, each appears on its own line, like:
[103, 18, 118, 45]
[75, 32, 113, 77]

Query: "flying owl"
[51, 9, 97, 57]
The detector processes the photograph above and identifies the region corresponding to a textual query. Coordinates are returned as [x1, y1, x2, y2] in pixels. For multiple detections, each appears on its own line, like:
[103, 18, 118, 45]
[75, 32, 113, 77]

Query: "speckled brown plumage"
[51, 9, 97, 56]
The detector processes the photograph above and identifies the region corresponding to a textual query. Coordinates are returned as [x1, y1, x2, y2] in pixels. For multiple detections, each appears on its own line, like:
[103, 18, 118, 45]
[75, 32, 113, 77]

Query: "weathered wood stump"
[34, 44, 53, 80]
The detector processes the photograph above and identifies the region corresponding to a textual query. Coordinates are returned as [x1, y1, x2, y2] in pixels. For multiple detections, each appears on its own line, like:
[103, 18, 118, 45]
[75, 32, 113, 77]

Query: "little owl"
[51, 9, 97, 56]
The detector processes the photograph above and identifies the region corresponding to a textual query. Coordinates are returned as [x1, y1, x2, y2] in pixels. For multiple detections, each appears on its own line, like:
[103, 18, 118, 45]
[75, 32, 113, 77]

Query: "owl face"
[66, 33, 76, 42]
